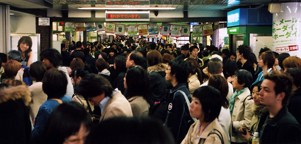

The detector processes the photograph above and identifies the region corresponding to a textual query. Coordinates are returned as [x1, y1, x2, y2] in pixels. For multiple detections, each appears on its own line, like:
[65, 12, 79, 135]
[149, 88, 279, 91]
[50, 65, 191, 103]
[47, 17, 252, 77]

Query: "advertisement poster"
[75, 23, 85, 31]
[272, 3, 301, 57]
[85, 23, 96, 32]
[115, 24, 125, 36]
[138, 24, 148, 35]
[106, 23, 115, 33]
[181, 25, 190, 37]
[128, 25, 138, 36]
[170, 25, 181, 37]
[192, 25, 203, 37]
[160, 24, 170, 36]
[203, 24, 214, 36]
[96, 23, 105, 31]
[65, 22, 75, 32]
[148, 23, 159, 35]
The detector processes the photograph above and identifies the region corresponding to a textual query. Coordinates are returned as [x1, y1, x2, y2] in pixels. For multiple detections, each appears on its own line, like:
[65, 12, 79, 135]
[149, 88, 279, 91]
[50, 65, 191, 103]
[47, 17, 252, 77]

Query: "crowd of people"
[1, 35, 301, 144]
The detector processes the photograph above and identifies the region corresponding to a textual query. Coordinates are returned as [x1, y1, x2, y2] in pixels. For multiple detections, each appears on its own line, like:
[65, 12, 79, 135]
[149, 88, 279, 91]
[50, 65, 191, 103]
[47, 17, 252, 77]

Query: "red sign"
[106, 11, 150, 21]
[275, 45, 299, 53]
[107, 14, 141, 19]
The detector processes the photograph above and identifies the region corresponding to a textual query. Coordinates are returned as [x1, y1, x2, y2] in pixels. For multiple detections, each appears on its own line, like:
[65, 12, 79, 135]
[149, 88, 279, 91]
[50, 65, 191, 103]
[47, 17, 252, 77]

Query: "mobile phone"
[242, 128, 247, 135]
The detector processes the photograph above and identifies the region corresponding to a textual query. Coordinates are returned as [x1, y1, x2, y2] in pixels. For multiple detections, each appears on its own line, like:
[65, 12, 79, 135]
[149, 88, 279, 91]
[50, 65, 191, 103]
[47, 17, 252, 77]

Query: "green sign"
[227, 27, 240, 34]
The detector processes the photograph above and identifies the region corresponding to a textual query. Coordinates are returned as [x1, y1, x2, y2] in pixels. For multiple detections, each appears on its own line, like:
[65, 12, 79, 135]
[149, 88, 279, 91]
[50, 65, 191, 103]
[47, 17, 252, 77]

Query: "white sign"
[38, 18, 50, 26]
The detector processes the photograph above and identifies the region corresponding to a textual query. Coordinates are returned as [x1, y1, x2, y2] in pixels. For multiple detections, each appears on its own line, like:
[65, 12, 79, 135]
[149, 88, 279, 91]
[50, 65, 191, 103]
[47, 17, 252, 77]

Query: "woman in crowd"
[124, 65, 150, 116]
[181, 86, 229, 144]
[185, 58, 202, 96]
[239, 81, 268, 143]
[208, 74, 231, 143]
[42, 102, 92, 144]
[112, 55, 127, 94]
[230, 69, 254, 144]
[18, 36, 33, 66]
[28, 61, 47, 120]
[70, 57, 85, 71]
[164, 60, 193, 143]
[282, 56, 301, 72]
[95, 58, 112, 84]
[252, 51, 275, 86]
[3, 60, 21, 80]
[32, 68, 73, 143]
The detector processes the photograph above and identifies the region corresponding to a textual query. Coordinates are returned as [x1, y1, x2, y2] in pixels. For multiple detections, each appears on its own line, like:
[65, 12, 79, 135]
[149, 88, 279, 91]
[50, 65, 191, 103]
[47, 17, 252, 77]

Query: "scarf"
[229, 87, 248, 116]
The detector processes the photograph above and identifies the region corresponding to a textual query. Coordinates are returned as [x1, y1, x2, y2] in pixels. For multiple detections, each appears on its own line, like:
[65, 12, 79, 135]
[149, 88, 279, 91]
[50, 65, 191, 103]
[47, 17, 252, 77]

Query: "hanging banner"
[160, 24, 170, 36]
[203, 24, 214, 36]
[115, 24, 125, 36]
[148, 23, 159, 35]
[106, 23, 115, 33]
[128, 25, 138, 36]
[96, 23, 105, 31]
[192, 25, 203, 37]
[138, 24, 148, 35]
[85, 23, 96, 32]
[170, 25, 181, 37]
[75, 23, 85, 31]
[181, 25, 190, 37]
[65, 22, 75, 32]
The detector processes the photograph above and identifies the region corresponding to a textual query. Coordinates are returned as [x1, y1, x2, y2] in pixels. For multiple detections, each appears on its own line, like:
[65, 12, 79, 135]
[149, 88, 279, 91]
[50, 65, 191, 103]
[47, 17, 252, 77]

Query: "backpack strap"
[207, 128, 224, 144]
[176, 90, 197, 122]
[52, 98, 63, 104]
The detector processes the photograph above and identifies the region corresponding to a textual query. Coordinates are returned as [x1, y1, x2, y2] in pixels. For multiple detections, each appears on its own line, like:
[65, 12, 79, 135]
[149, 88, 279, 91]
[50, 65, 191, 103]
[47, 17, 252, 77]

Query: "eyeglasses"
[166, 68, 171, 70]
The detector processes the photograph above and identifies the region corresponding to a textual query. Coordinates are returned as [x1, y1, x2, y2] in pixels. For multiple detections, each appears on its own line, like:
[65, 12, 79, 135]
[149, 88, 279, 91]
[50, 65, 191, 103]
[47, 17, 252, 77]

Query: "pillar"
[0, 4, 10, 53]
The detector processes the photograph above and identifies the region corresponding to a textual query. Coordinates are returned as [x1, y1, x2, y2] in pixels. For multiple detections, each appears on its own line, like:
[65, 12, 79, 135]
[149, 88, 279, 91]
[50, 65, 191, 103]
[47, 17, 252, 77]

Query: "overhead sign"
[106, 0, 149, 5]
[106, 11, 150, 21]
[190, 22, 199, 25]
[227, 27, 240, 34]
[38, 17, 50, 26]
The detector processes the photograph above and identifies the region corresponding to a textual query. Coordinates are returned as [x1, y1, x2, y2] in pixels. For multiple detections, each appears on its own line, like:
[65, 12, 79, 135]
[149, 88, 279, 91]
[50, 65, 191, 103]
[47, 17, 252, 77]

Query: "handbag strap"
[176, 90, 197, 122]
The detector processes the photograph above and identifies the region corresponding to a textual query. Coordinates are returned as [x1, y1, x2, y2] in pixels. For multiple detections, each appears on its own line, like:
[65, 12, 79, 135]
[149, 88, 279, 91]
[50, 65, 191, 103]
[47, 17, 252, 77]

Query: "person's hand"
[227, 76, 233, 83]
[240, 127, 251, 141]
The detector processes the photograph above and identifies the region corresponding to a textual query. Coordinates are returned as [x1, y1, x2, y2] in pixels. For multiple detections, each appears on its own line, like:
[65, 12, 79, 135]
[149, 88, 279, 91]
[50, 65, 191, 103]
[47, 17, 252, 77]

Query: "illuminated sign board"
[190, 22, 199, 25]
[227, 8, 247, 27]
[228, 0, 240, 6]
[106, 11, 150, 21]
[227, 27, 240, 34]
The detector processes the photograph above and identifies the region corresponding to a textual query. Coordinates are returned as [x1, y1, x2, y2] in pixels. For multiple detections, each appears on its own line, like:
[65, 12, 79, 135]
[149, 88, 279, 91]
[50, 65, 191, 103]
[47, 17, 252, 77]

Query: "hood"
[253, 104, 268, 116]
[99, 68, 110, 76]
[147, 63, 167, 74]
[0, 85, 31, 106]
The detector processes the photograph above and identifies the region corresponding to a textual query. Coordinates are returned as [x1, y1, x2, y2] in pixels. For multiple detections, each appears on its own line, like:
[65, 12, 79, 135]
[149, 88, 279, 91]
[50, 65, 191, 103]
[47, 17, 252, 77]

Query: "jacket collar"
[147, 63, 167, 74]
[0, 85, 31, 106]
[170, 83, 187, 93]
[236, 88, 250, 100]
[266, 107, 289, 126]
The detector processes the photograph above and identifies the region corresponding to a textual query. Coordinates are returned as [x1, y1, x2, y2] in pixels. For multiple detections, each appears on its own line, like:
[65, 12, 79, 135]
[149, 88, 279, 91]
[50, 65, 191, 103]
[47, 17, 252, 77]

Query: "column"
[0, 4, 10, 53]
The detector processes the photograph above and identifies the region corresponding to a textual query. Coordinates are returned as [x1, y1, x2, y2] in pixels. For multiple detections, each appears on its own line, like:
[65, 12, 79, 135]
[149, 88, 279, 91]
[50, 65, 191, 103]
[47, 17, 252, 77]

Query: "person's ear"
[277, 92, 285, 102]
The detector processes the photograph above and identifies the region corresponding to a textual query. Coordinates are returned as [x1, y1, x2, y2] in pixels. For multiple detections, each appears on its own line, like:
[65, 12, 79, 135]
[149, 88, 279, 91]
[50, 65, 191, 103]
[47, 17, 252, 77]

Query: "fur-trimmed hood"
[0, 85, 31, 106]
[147, 63, 167, 74]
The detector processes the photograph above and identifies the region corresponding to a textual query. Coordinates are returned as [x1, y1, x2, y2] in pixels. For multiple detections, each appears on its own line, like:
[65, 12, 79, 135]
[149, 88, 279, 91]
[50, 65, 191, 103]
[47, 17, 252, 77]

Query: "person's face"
[191, 48, 198, 57]
[87, 93, 105, 106]
[63, 123, 89, 144]
[123, 75, 127, 89]
[237, 51, 242, 61]
[230, 55, 236, 61]
[20, 41, 29, 52]
[42, 58, 54, 69]
[259, 79, 281, 107]
[109, 52, 115, 57]
[126, 53, 133, 68]
[232, 75, 244, 90]
[167, 46, 172, 51]
[258, 55, 264, 68]
[252, 86, 261, 105]
[112, 45, 117, 49]
[65, 41, 70, 48]
[181, 50, 189, 56]
[165, 66, 173, 81]
[275, 58, 279, 65]
[189, 97, 204, 120]
[92, 47, 96, 52]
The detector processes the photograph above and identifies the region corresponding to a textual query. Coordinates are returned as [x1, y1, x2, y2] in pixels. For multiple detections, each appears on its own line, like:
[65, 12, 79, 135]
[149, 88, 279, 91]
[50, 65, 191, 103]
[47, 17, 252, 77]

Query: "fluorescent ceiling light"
[78, 7, 175, 10]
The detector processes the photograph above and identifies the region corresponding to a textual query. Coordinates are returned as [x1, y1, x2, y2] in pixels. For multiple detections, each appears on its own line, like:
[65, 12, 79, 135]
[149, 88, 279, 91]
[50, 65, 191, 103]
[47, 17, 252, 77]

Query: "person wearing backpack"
[229, 70, 254, 144]
[181, 86, 229, 144]
[164, 60, 194, 144]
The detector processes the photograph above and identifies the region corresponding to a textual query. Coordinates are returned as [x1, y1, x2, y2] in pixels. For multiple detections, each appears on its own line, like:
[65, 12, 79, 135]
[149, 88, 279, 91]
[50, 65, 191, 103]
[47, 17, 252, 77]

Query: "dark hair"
[4, 60, 21, 78]
[259, 47, 271, 56]
[169, 60, 190, 83]
[70, 58, 85, 70]
[264, 73, 293, 106]
[250, 81, 262, 94]
[278, 53, 290, 70]
[75, 74, 113, 98]
[126, 66, 150, 103]
[149, 42, 156, 50]
[85, 117, 175, 144]
[249, 53, 257, 65]
[29, 61, 47, 82]
[261, 51, 275, 68]
[0, 53, 7, 63]
[40, 48, 62, 68]
[147, 50, 163, 66]
[208, 75, 229, 108]
[202, 50, 209, 57]
[230, 52, 236, 57]
[70, 51, 85, 63]
[185, 58, 203, 83]
[76, 41, 82, 48]
[273, 51, 279, 58]
[98, 52, 108, 62]
[237, 45, 251, 60]
[42, 102, 92, 144]
[282, 56, 301, 69]
[285, 68, 301, 88]
[129, 51, 147, 70]
[193, 86, 222, 122]
[8, 50, 22, 62]
[234, 69, 253, 88]
[162, 53, 174, 64]
[189, 46, 198, 52]
[17, 36, 32, 60]
[114, 55, 127, 74]
[70, 67, 88, 79]
[222, 49, 230, 58]
[208, 58, 223, 75]
[223, 59, 238, 79]
[42, 68, 67, 98]
[95, 58, 108, 72]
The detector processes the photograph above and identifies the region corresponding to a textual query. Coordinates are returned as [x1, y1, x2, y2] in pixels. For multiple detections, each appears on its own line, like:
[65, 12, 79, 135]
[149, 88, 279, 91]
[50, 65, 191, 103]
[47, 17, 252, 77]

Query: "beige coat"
[100, 90, 133, 121]
[128, 96, 149, 116]
[181, 119, 229, 144]
[188, 74, 201, 97]
[231, 88, 254, 143]
[28, 82, 47, 120]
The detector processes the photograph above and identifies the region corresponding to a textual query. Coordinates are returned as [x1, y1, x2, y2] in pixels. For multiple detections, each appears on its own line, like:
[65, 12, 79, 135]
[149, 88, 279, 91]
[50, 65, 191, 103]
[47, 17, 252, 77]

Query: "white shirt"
[98, 88, 119, 114]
